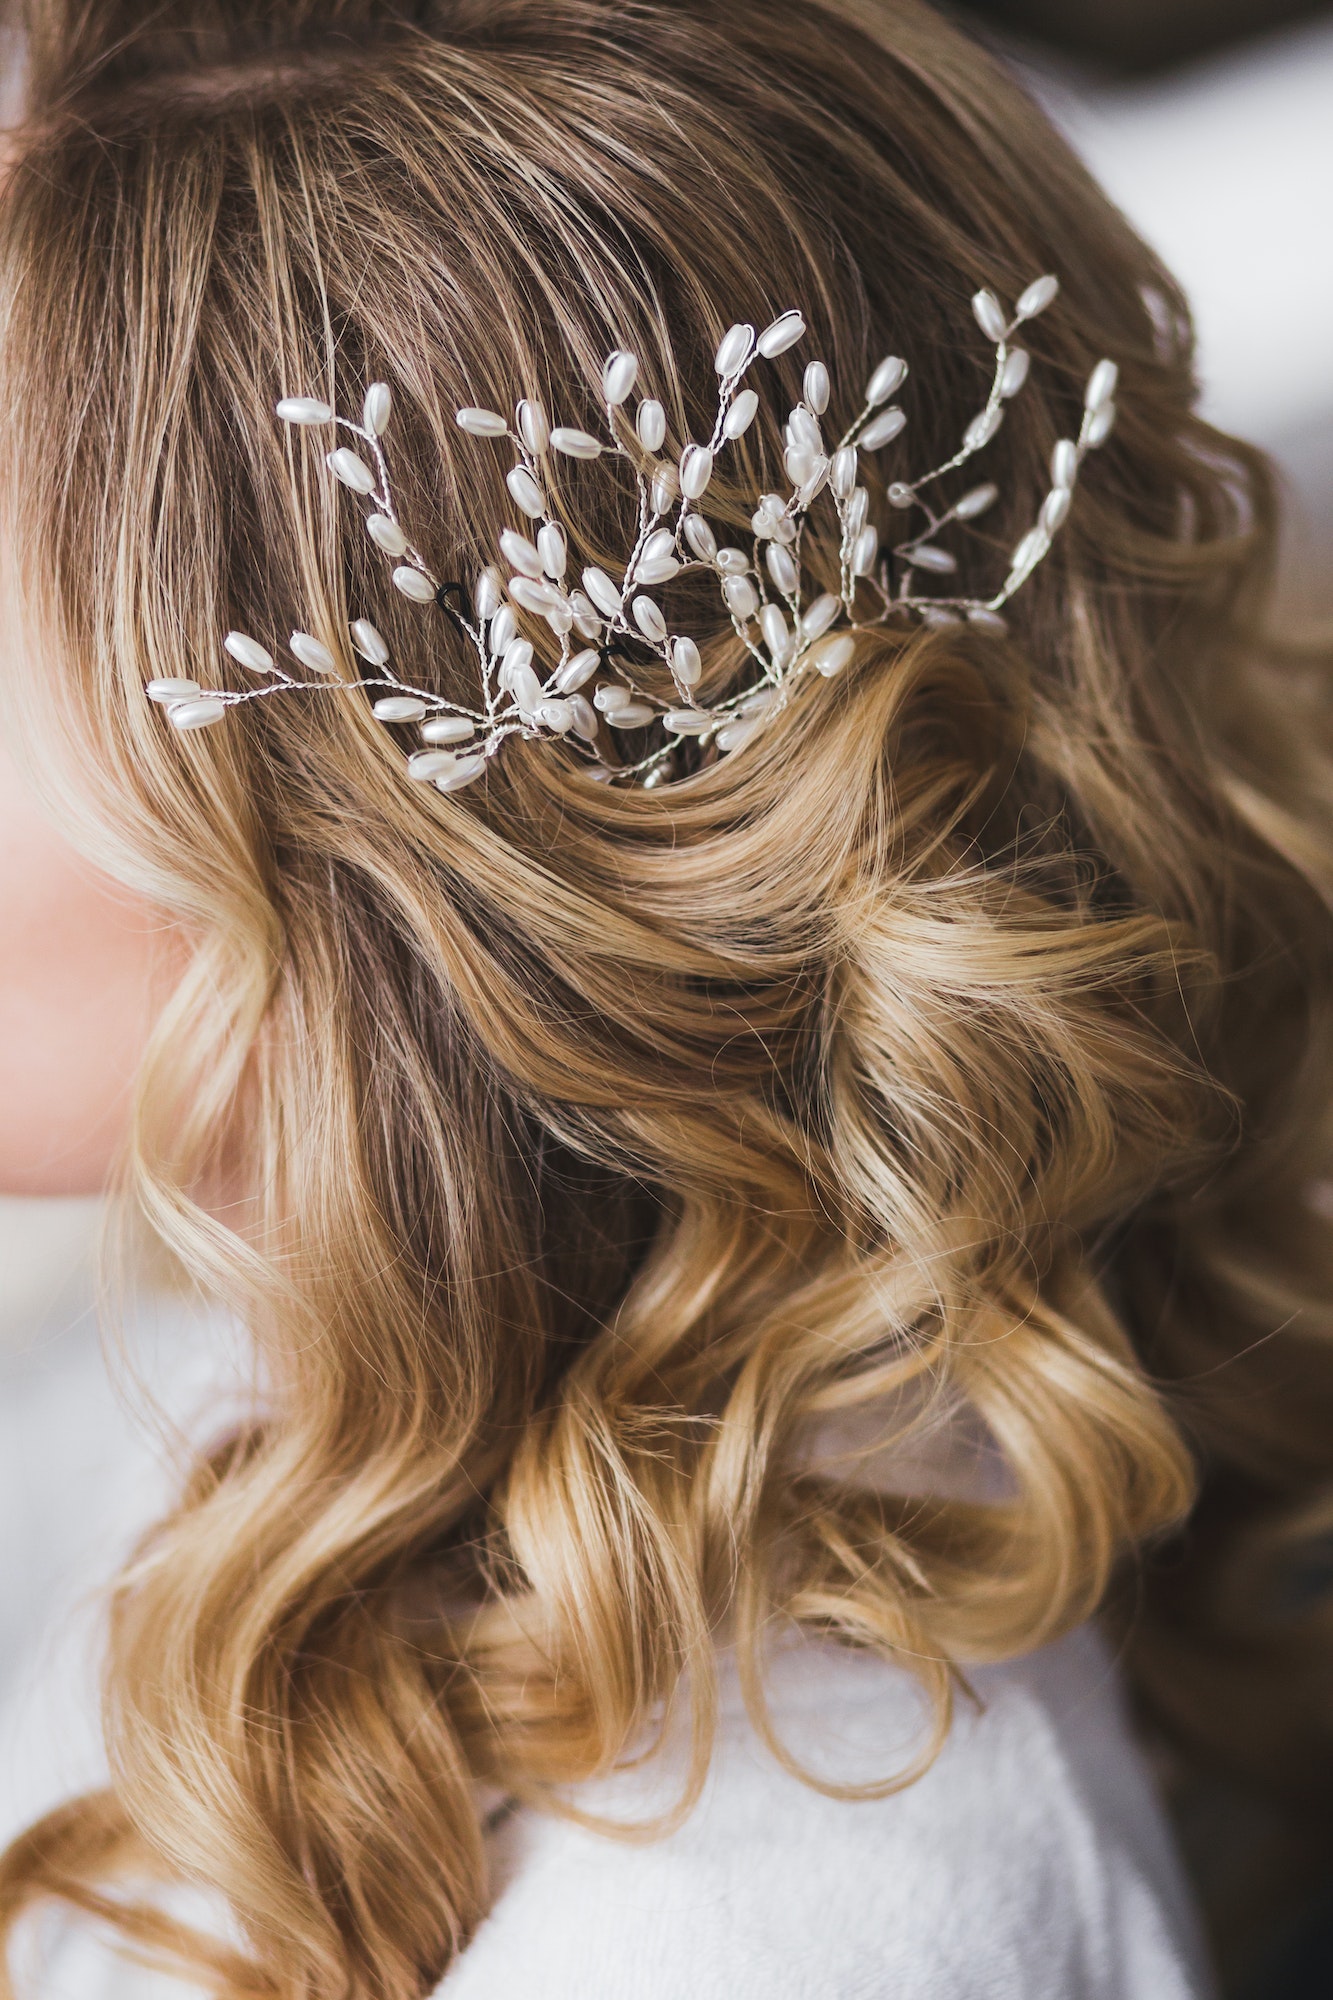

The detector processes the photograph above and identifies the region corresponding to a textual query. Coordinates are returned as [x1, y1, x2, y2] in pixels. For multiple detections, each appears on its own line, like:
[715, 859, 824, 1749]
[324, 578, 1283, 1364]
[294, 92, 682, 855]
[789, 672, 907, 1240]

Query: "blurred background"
[1, 3, 1330, 1994]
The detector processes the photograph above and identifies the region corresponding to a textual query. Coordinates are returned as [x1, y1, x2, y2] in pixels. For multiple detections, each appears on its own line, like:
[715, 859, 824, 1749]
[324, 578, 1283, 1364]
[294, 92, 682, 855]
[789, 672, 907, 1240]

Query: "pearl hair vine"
[148, 273, 1118, 792]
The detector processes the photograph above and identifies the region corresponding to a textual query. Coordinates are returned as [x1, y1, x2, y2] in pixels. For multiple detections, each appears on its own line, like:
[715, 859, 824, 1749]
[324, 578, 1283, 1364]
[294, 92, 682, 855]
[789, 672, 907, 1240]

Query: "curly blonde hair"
[3, 0, 1333, 1994]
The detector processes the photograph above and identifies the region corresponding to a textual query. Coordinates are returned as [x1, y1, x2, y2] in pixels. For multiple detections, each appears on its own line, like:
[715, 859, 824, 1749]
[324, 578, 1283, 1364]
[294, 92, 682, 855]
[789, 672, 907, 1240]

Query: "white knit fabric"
[1, 1298, 1213, 1998]
[439, 1628, 1213, 2000]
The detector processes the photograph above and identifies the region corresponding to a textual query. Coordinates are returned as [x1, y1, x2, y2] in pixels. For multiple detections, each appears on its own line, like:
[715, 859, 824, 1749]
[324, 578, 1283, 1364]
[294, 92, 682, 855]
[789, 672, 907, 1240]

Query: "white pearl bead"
[538, 697, 576, 733]
[679, 443, 713, 500]
[803, 361, 830, 415]
[766, 544, 798, 594]
[169, 697, 228, 730]
[865, 356, 906, 405]
[851, 525, 879, 576]
[636, 399, 667, 452]
[715, 714, 764, 752]
[632, 595, 667, 642]
[605, 702, 656, 728]
[971, 290, 1008, 343]
[665, 709, 711, 734]
[715, 547, 748, 575]
[1016, 274, 1059, 320]
[350, 619, 390, 665]
[1051, 439, 1079, 489]
[757, 310, 805, 358]
[555, 649, 600, 693]
[420, 714, 476, 744]
[954, 483, 998, 520]
[683, 515, 717, 562]
[517, 399, 550, 453]
[810, 633, 855, 676]
[393, 566, 436, 602]
[506, 467, 546, 519]
[508, 576, 562, 616]
[581, 567, 622, 617]
[723, 574, 758, 619]
[538, 522, 568, 579]
[366, 513, 408, 556]
[567, 694, 598, 741]
[147, 677, 201, 702]
[363, 382, 393, 435]
[408, 749, 461, 780]
[327, 447, 377, 494]
[999, 348, 1030, 399]
[722, 389, 758, 439]
[224, 631, 274, 673]
[489, 606, 518, 652]
[500, 528, 542, 578]
[456, 407, 508, 436]
[671, 636, 702, 687]
[374, 696, 427, 722]
[858, 406, 905, 451]
[594, 683, 632, 713]
[964, 406, 1004, 451]
[602, 350, 639, 406]
[475, 567, 504, 620]
[714, 323, 754, 376]
[650, 464, 679, 514]
[434, 753, 487, 793]
[550, 427, 603, 459]
[1040, 488, 1071, 534]
[1085, 359, 1119, 411]
[967, 607, 1009, 637]
[634, 556, 679, 585]
[289, 631, 338, 673]
[909, 544, 956, 574]
[800, 594, 840, 639]
[275, 396, 333, 425]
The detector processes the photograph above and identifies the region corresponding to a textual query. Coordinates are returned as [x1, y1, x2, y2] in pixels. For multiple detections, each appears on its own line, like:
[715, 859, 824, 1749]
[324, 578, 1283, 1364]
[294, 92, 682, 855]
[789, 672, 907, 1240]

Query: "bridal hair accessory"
[149, 274, 1118, 791]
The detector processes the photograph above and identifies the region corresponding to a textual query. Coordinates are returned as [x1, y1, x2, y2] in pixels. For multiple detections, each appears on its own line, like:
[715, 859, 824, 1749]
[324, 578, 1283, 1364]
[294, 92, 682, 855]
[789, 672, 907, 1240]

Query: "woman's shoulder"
[437, 1627, 1212, 2000]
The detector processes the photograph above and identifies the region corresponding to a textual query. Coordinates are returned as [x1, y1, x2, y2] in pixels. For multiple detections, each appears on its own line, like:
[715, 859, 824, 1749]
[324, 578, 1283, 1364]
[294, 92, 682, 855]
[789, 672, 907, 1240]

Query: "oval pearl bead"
[715, 547, 748, 576]
[555, 649, 600, 693]
[858, 406, 906, 451]
[147, 677, 201, 703]
[679, 443, 713, 500]
[350, 619, 390, 665]
[632, 595, 667, 642]
[366, 513, 408, 556]
[538, 522, 568, 578]
[954, 482, 998, 520]
[766, 543, 799, 594]
[517, 400, 549, 453]
[810, 633, 855, 676]
[1084, 403, 1116, 447]
[1050, 439, 1079, 489]
[275, 396, 333, 425]
[971, 290, 1008, 342]
[408, 749, 462, 781]
[506, 467, 546, 520]
[456, 407, 508, 436]
[909, 545, 957, 574]
[508, 577, 561, 616]
[289, 631, 338, 673]
[650, 465, 679, 514]
[169, 697, 228, 730]
[671, 636, 702, 686]
[715, 714, 764, 752]
[999, 348, 1030, 399]
[507, 663, 543, 713]
[665, 709, 712, 734]
[500, 528, 543, 578]
[723, 575, 758, 619]
[434, 753, 487, 793]
[801, 594, 840, 639]
[490, 606, 518, 652]
[393, 566, 437, 602]
[374, 696, 427, 722]
[830, 446, 857, 498]
[224, 631, 274, 673]
[605, 702, 656, 728]
[714, 323, 754, 376]
[967, 607, 1010, 637]
[865, 356, 906, 405]
[851, 525, 879, 576]
[636, 399, 667, 451]
[538, 698, 576, 733]
[803, 361, 830, 414]
[1040, 487, 1072, 534]
[723, 389, 758, 439]
[1010, 527, 1051, 572]
[475, 568, 504, 619]
[594, 683, 633, 713]
[363, 382, 392, 435]
[581, 567, 622, 617]
[1085, 359, 1119, 411]
[757, 310, 805, 358]
[683, 515, 717, 561]
[964, 407, 1004, 451]
[550, 427, 603, 459]
[567, 694, 599, 741]
[602, 350, 639, 405]
[420, 714, 476, 744]
[634, 556, 679, 586]
[1016, 274, 1059, 320]
[760, 603, 790, 661]
[327, 447, 377, 494]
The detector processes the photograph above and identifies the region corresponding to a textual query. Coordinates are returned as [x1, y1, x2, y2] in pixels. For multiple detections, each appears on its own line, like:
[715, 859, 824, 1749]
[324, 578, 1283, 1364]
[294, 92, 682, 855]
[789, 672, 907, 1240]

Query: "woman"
[1, 0, 1331, 1993]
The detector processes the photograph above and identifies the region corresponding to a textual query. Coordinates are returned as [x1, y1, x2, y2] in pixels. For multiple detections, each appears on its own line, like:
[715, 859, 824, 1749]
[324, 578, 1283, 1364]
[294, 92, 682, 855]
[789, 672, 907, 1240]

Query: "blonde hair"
[3, 0, 1333, 1993]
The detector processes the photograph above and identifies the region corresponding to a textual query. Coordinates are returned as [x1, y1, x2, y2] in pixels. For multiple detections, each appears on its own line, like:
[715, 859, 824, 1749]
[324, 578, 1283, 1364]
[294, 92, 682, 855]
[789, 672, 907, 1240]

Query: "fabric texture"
[439, 1626, 1213, 2000]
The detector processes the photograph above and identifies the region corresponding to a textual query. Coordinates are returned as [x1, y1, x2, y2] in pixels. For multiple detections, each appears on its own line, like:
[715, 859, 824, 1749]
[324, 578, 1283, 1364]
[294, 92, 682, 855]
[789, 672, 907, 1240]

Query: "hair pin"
[149, 274, 1117, 792]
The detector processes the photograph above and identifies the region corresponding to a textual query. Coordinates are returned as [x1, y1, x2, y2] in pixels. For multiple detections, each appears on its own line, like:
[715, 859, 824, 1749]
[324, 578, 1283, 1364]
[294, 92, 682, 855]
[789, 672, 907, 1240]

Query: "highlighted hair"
[2, 0, 1333, 1993]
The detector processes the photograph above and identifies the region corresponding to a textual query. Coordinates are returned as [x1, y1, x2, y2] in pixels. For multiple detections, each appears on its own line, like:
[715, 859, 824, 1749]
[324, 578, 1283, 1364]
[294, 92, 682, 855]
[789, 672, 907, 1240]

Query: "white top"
[0, 1289, 1211, 1998]
[438, 1627, 1212, 2000]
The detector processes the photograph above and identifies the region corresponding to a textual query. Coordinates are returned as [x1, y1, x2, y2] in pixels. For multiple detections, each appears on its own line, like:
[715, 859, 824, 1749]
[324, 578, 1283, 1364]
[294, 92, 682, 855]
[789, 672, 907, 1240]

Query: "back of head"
[2, 1, 1333, 1995]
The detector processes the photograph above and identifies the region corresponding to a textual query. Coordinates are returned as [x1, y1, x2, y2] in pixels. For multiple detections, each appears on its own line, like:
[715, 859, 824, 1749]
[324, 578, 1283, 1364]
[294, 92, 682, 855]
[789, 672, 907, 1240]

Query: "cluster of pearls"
[149, 275, 1118, 794]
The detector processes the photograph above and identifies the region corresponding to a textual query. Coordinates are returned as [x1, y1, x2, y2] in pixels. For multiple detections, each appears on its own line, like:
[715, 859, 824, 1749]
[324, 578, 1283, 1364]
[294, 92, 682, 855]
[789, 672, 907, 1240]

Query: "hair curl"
[2, 0, 1333, 1994]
